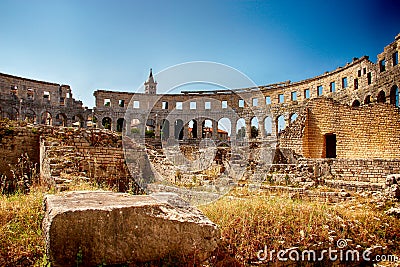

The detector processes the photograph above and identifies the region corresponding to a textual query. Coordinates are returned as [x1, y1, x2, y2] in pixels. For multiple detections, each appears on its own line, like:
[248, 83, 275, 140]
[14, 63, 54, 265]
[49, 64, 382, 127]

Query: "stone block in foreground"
[43, 191, 220, 266]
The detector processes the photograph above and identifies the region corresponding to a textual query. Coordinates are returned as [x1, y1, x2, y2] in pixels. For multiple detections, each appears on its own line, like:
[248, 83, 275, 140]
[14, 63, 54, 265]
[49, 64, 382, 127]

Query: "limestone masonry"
[1, 34, 400, 192]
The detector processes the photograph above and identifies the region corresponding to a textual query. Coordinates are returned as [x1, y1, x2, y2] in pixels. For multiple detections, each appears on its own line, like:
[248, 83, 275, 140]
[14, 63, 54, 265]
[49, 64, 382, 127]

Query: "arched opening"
[41, 111, 52, 125]
[175, 119, 184, 140]
[277, 115, 286, 135]
[130, 118, 140, 135]
[290, 113, 298, 123]
[161, 119, 170, 140]
[116, 118, 125, 133]
[364, 95, 371, 104]
[188, 119, 198, 138]
[390, 85, 399, 107]
[377, 90, 386, 103]
[202, 119, 213, 138]
[218, 118, 231, 140]
[351, 100, 360, 107]
[72, 114, 84, 128]
[250, 117, 259, 138]
[264, 116, 272, 136]
[145, 119, 155, 137]
[55, 113, 67, 126]
[236, 118, 246, 139]
[102, 117, 112, 130]
[9, 108, 19, 120]
[25, 109, 36, 124]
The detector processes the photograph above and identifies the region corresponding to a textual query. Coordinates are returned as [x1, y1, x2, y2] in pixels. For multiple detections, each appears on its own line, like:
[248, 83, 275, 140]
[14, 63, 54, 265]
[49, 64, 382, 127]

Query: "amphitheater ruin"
[1, 34, 400, 195]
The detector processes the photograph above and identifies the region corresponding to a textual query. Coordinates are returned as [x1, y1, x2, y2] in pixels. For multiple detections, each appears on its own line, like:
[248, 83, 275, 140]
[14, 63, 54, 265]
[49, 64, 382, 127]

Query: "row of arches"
[0, 108, 87, 127]
[100, 112, 300, 140]
[351, 85, 399, 107]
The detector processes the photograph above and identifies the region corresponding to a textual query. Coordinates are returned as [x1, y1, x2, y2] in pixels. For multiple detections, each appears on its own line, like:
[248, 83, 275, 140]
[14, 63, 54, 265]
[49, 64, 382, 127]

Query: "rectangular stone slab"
[43, 191, 220, 266]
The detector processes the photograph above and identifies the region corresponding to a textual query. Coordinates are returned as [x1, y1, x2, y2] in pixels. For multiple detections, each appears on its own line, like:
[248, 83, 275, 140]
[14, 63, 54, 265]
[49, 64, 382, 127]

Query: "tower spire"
[144, 68, 157, 94]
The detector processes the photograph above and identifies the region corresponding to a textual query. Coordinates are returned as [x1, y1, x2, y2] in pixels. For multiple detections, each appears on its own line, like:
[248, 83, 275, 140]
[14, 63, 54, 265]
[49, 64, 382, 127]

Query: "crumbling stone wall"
[40, 127, 133, 191]
[0, 72, 91, 127]
[0, 123, 40, 178]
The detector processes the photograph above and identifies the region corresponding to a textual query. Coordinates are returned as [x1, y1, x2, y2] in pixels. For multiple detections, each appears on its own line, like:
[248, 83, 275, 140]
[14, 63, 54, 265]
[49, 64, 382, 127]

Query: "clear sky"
[0, 0, 399, 108]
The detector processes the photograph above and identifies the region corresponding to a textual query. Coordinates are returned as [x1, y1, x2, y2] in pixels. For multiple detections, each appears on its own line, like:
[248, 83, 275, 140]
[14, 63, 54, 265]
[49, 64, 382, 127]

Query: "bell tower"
[144, 68, 157, 94]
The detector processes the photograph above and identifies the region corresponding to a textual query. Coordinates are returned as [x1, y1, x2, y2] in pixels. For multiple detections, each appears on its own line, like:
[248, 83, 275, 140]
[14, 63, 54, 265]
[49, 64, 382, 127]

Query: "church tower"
[144, 68, 157, 94]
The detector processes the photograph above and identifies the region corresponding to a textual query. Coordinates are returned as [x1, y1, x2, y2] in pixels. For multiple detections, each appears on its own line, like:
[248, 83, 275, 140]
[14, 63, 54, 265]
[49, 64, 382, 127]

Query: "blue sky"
[0, 0, 399, 108]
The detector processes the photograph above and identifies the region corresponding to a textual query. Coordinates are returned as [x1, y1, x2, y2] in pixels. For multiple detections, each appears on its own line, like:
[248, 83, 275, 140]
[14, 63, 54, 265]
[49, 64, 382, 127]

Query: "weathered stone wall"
[0, 123, 40, 178]
[40, 128, 133, 191]
[93, 34, 400, 142]
[301, 98, 400, 159]
[0, 72, 91, 127]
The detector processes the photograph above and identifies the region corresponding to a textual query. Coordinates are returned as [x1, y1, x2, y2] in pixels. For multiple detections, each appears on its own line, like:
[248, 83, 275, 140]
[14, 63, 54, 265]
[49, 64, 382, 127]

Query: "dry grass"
[0, 187, 45, 266]
[1, 182, 399, 266]
[201, 190, 400, 266]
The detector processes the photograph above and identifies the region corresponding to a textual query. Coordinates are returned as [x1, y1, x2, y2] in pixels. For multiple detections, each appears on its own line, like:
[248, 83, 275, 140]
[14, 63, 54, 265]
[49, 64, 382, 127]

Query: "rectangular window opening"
[304, 89, 310, 99]
[291, 91, 297, 101]
[278, 94, 284, 103]
[205, 101, 211, 109]
[222, 100, 228, 109]
[190, 101, 197, 109]
[118, 100, 125, 107]
[358, 70, 361, 77]
[162, 101, 169, 109]
[239, 99, 245, 108]
[379, 59, 386, 72]
[367, 72, 372, 85]
[393, 51, 398, 66]
[133, 100, 140, 109]
[330, 82, 336, 93]
[104, 99, 111, 106]
[265, 96, 271, 105]
[43, 91, 50, 100]
[354, 78, 359, 90]
[176, 101, 182, 110]
[252, 98, 258, 106]
[342, 77, 348, 88]
[317, 85, 323, 96]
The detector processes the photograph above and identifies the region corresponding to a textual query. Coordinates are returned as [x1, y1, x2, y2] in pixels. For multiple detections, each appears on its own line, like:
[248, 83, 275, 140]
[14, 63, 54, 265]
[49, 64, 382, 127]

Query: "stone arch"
[161, 119, 170, 140]
[236, 118, 246, 139]
[72, 114, 85, 128]
[390, 85, 399, 107]
[41, 111, 52, 125]
[351, 100, 361, 107]
[364, 95, 371, 104]
[24, 109, 36, 124]
[55, 113, 67, 126]
[218, 118, 231, 140]
[175, 119, 184, 140]
[188, 119, 198, 138]
[130, 118, 141, 135]
[102, 117, 112, 130]
[250, 116, 259, 138]
[290, 113, 298, 123]
[377, 90, 386, 103]
[116, 118, 126, 133]
[264, 116, 273, 136]
[277, 115, 286, 135]
[202, 119, 213, 138]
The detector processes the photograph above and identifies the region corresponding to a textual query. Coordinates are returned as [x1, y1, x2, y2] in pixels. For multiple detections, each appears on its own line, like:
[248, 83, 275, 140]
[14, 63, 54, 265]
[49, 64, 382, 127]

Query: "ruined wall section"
[302, 98, 400, 159]
[39, 128, 133, 191]
[0, 123, 40, 178]
[0, 73, 90, 126]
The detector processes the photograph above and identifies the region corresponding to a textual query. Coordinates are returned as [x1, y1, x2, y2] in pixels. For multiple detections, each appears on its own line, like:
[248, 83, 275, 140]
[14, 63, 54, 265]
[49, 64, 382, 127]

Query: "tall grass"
[0, 187, 45, 266]
[201, 191, 400, 265]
